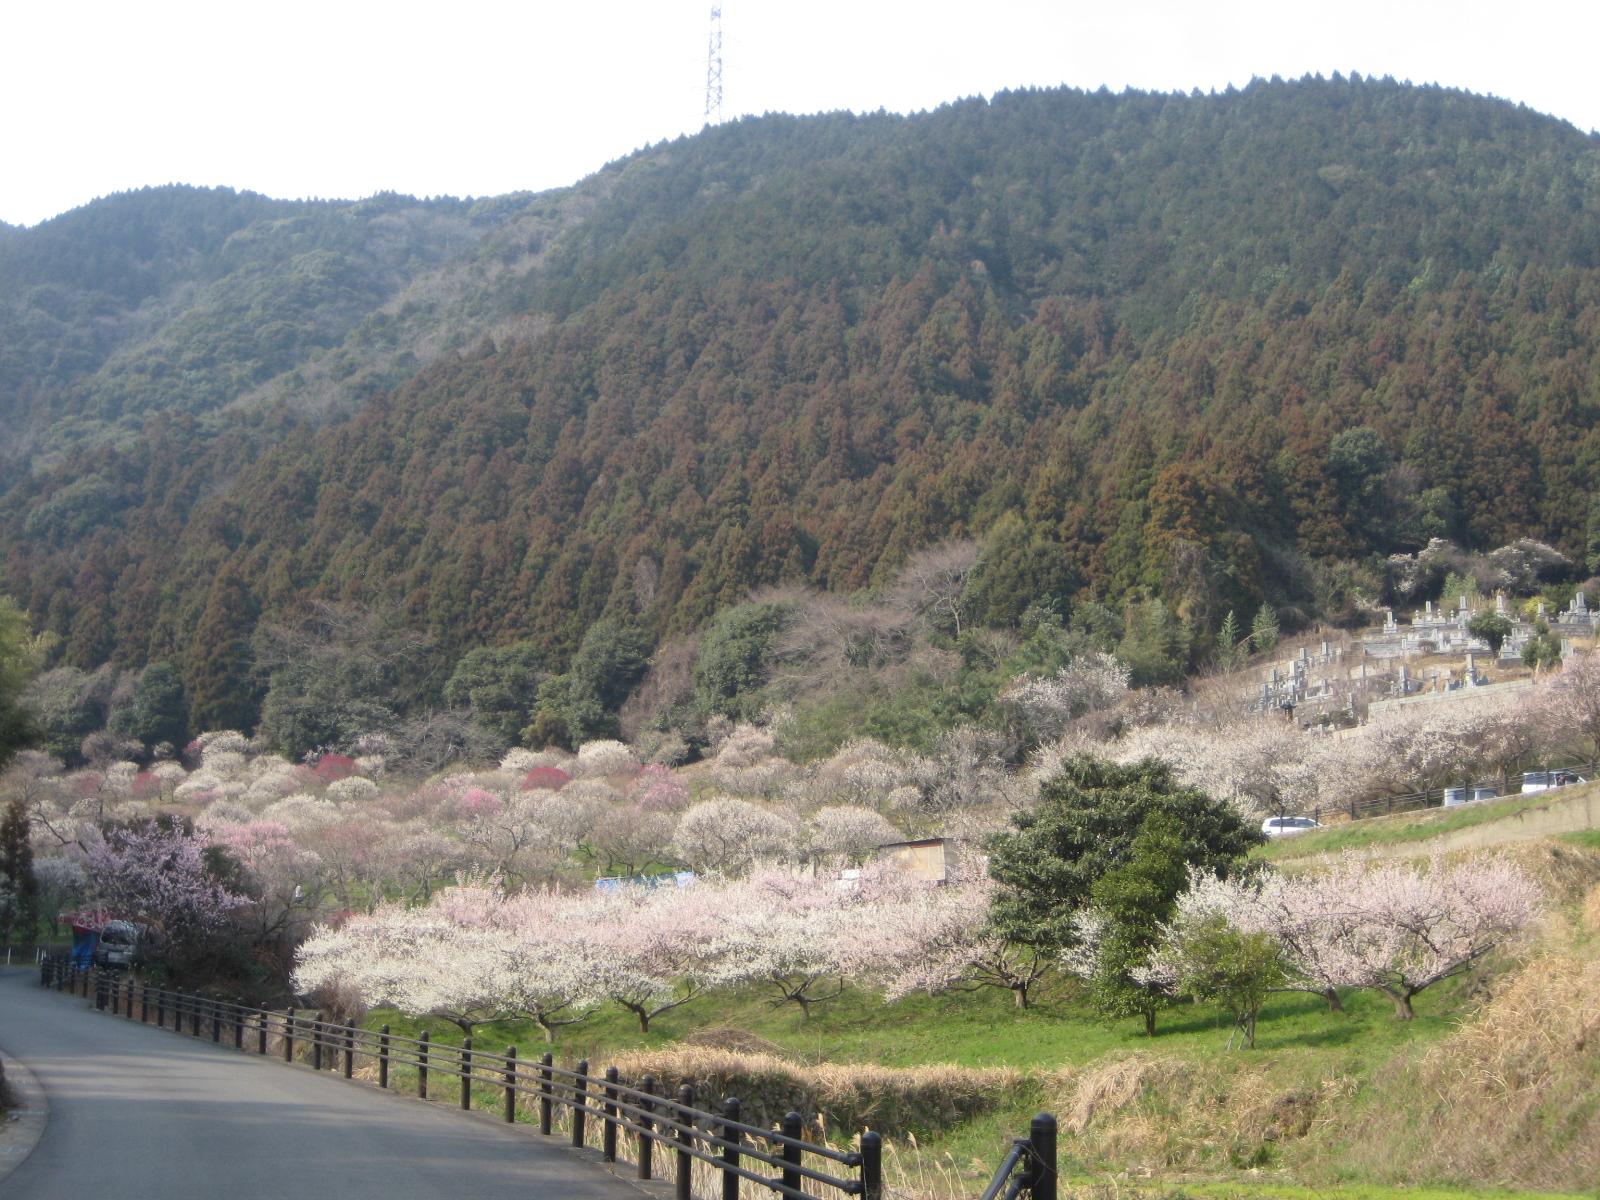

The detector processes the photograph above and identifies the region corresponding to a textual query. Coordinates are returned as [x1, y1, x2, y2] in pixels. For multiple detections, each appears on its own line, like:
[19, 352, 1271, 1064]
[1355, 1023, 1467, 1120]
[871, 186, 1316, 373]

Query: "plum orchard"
[295, 852, 1541, 1040]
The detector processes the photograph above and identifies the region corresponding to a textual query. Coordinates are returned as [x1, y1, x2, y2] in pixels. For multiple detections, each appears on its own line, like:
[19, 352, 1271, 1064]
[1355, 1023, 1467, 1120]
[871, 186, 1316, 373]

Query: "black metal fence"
[39, 957, 1057, 1200]
[1320, 760, 1596, 825]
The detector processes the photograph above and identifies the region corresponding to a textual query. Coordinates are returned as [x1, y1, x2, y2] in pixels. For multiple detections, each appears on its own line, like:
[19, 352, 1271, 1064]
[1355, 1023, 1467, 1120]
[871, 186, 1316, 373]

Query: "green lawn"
[362, 975, 1459, 1073]
[1259, 787, 1591, 861]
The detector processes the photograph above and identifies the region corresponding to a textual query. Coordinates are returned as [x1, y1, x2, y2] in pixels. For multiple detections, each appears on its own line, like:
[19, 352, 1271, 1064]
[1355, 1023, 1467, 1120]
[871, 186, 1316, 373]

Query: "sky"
[4, 0, 1597, 228]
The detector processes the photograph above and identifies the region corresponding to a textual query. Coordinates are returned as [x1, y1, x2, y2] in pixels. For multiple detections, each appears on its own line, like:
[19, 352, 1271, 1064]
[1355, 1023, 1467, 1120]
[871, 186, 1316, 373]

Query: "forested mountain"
[4, 76, 1600, 746]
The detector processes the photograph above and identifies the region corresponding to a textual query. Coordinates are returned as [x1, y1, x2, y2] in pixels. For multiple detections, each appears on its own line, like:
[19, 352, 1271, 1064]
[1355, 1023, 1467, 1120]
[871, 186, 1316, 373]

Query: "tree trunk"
[792, 993, 811, 1022]
[1322, 987, 1344, 1013]
[636, 1009, 651, 1033]
[1384, 988, 1415, 1020]
[1012, 983, 1029, 1010]
[1143, 1009, 1157, 1037]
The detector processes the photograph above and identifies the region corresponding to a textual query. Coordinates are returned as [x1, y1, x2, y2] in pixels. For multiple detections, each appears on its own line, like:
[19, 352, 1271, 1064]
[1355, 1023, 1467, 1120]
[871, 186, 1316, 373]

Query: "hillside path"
[0, 967, 644, 1200]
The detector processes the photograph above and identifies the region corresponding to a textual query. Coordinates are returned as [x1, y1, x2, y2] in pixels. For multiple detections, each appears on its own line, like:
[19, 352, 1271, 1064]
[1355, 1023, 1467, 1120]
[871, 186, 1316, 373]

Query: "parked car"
[92, 920, 145, 969]
[1261, 815, 1321, 838]
[1521, 770, 1588, 794]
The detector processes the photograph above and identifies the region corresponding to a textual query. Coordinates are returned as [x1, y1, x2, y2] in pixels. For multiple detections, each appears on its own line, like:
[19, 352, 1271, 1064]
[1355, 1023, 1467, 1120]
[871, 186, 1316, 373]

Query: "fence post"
[539, 1052, 553, 1135]
[720, 1097, 741, 1200]
[344, 1018, 355, 1078]
[141, 984, 149, 1024]
[860, 1129, 882, 1200]
[675, 1083, 694, 1200]
[258, 1012, 268, 1056]
[312, 1011, 324, 1070]
[212, 1000, 222, 1043]
[780, 1111, 803, 1194]
[379, 1024, 390, 1089]
[418, 1030, 430, 1100]
[460, 1037, 473, 1111]
[1027, 1113, 1057, 1200]
[95, 972, 107, 1010]
[572, 1059, 589, 1148]
[284, 1010, 295, 1062]
[504, 1047, 518, 1123]
[191, 994, 201, 1037]
[602, 1067, 619, 1161]
[157, 990, 165, 1028]
[235, 1006, 245, 1049]
[637, 1074, 656, 1180]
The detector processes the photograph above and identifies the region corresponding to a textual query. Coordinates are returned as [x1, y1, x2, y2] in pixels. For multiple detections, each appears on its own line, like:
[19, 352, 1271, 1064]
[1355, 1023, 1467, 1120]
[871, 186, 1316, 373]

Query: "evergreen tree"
[117, 661, 189, 753]
[443, 642, 545, 745]
[987, 756, 1260, 959]
[1118, 599, 1190, 686]
[1215, 610, 1241, 671]
[693, 601, 790, 718]
[531, 619, 651, 745]
[185, 568, 261, 735]
[0, 797, 40, 946]
[1586, 493, 1600, 576]
[0, 591, 39, 771]
[1084, 812, 1191, 1036]
[1249, 604, 1280, 654]
[1467, 612, 1513, 657]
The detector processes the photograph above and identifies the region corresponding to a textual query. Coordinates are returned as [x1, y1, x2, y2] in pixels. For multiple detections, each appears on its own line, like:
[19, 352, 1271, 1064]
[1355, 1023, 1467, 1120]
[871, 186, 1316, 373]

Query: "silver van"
[93, 920, 143, 969]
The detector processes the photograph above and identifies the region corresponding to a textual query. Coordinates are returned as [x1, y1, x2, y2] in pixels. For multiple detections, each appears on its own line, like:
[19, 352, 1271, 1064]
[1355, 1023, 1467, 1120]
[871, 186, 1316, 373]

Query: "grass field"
[1260, 783, 1600, 861]
[340, 792, 1600, 1198]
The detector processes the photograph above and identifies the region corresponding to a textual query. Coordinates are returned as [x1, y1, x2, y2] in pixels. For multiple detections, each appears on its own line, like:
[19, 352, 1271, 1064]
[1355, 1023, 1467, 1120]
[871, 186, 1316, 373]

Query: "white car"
[1261, 815, 1321, 839]
[1521, 770, 1587, 794]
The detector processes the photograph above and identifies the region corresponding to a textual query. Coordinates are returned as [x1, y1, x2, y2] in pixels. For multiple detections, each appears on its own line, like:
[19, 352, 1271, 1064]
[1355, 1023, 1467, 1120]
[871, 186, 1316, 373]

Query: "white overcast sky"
[3, 0, 1596, 227]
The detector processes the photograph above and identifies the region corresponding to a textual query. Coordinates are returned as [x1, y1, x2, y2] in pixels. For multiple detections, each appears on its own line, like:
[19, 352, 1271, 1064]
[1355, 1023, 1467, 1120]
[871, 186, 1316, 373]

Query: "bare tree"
[886, 539, 980, 636]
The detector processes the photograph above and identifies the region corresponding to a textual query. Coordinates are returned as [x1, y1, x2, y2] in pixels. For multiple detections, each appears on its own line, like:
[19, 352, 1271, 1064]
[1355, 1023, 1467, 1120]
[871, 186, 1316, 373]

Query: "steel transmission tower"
[704, 6, 723, 124]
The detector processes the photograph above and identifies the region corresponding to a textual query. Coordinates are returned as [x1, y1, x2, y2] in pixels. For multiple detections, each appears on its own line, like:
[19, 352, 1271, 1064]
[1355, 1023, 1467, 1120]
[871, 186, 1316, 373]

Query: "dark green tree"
[1214, 610, 1241, 672]
[185, 568, 261, 735]
[693, 601, 790, 718]
[0, 797, 40, 945]
[987, 755, 1261, 959]
[1327, 426, 1391, 543]
[1118, 599, 1191, 687]
[532, 619, 651, 745]
[443, 642, 545, 745]
[115, 661, 189, 753]
[1467, 612, 1513, 657]
[961, 513, 1079, 630]
[1586, 493, 1600, 576]
[1521, 619, 1563, 670]
[1249, 603, 1280, 654]
[1083, 811, 1191, 1035]
[0, 592, 40, 770]
[255, 605, 427, 759]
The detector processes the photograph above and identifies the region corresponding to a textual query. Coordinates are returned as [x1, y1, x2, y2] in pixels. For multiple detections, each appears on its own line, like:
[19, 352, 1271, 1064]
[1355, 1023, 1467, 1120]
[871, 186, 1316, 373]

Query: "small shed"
[875, 837, 951, 884]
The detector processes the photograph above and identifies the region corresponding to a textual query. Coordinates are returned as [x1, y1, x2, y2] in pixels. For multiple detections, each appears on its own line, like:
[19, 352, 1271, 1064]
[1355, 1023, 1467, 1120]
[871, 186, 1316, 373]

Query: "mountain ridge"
[3, 76, 1600, 739]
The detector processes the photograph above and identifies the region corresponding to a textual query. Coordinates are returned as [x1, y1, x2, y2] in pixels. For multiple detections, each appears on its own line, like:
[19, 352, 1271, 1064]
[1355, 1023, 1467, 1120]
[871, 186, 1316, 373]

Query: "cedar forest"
[4, 76, 1600, 760]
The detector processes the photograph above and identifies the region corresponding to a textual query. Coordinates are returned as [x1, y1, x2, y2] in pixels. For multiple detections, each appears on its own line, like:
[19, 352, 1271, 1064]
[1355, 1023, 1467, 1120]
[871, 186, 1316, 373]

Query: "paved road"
[0, 968, 645, 1199]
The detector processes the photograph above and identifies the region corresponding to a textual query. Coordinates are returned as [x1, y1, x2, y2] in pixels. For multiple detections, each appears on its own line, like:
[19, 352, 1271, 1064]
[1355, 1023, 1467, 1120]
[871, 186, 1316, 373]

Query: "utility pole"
[705, 6, 723, 124]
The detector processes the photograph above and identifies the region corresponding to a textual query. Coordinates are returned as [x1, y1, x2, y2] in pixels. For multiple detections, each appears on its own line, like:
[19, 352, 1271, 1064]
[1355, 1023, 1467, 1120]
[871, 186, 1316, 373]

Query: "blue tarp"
[70, 928, 99, 970]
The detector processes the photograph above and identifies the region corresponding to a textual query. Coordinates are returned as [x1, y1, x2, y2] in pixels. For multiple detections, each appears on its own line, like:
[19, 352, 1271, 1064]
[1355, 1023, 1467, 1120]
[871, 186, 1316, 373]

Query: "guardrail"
[1315, 761, 1596, 826]
[40, 957, 1057, 1200]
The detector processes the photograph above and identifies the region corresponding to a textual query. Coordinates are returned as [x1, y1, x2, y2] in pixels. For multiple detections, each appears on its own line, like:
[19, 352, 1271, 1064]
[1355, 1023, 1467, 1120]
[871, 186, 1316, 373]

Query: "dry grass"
[1302, 883, 1600, 1191]
[1037, 1054, 1352, 1175]
[607, 1045, 1019, 1139]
